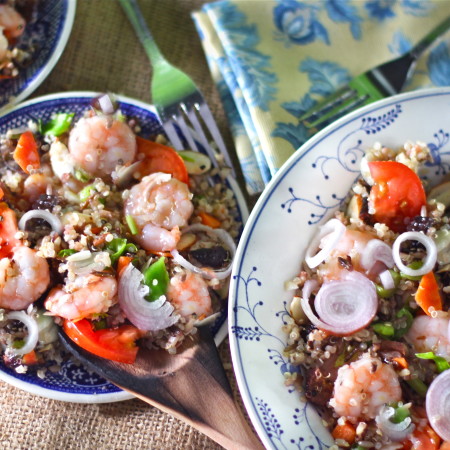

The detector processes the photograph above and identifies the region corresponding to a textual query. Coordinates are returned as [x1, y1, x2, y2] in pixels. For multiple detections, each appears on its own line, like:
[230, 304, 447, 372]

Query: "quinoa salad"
[0, 0, 34, 80]
[0, 93, 240, 374]
[283, 141, 450, 449]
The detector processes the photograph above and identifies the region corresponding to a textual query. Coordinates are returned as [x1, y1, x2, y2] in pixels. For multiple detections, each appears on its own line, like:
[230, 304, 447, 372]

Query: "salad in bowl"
[0, 92, 246, 402]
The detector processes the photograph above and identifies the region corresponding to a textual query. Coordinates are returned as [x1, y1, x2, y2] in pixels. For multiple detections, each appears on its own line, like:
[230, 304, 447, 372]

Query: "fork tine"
[304, 92, 368, 129]
[183, 105, 221, 168]
[300, 86, 356, 125]
[161, 119, 185, 151]
[196, 103, 236, 177]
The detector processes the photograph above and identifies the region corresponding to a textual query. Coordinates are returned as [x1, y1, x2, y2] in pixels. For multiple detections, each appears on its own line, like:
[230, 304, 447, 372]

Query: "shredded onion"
[97, 93, 115, 115]
[360, 239, 394, 272]
[301, 271, 378, 335]
[6, 311, 39, 356]
[375, 405, 415, 441]
[118, 263, 179, 331]
[170, 224, 236, 280]
[392, 231, 437, 277]
[19, 209, 63, 235]
[426, 370, 450, 441]
[379, 269, 395, 290]
[66, 250, 110, 275]
[304, 218, 346, 269]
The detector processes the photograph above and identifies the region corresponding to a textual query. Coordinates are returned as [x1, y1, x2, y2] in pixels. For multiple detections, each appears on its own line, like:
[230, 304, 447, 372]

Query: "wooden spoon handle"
[115, 327, 263, 449]
[58, 327, 263, 449]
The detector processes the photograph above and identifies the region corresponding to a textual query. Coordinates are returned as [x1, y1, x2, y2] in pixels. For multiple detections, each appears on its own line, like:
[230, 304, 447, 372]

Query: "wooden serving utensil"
[58, 326, 263, 450]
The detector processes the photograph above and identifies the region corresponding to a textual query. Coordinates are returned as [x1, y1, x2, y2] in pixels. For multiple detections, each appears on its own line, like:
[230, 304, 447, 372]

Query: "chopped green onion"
[58, 249, 77, 258]
[372, 322, 395, 338]
[39, 113, 74, 136]
[125, 243, 138, 253]
[93, 319, 107, 330]
[126, 215, 139, 235]
[143, 257, 169, 302]
[388, 402, 411, 424]
[416, 351, 450, 373]
[406, 378, 428, 397]
[106, 238, 136, 264]
[376, 284, 395, 298]
[394, 307, 414, 338]
[389, 269, 401, 287]
[74, 168, 91, 182]
[79, 184, 96, 203]
[400, 261, 424, 280]
[334, 352, 346, 368]
[12, 339, 25, 349]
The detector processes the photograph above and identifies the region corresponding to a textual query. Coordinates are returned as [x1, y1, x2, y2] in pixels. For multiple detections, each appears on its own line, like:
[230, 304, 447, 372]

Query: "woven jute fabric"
[1, 1, 252, 449]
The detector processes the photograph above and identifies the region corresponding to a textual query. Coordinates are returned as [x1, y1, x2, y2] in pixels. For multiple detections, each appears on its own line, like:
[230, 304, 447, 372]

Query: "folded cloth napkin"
[192, 0, 450, 195]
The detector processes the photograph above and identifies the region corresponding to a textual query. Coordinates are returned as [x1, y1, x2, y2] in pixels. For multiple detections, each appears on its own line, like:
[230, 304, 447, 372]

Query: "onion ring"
[392, 231, 437, 277]
[118, 263, 179, 331]
[304, 218, 346, 269]
[171, 224, 236, 280]
[6, 311, 39, 356]
[375, 405, 414, 441]
[301, 271, 377, 336]
[426, 369, 450, 441]
[360, 239, 394, 272]
[19, 209, 63, 235]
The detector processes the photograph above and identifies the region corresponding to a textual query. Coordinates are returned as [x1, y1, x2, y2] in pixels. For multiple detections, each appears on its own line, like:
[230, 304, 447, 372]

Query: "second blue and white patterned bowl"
[229, 87, 450, 449]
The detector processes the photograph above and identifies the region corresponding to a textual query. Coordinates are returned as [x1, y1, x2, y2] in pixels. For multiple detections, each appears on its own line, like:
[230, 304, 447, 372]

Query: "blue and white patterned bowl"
[0, 91, 249, 403]
[0, 0, 76, 113]
[229, 87, 450, 449]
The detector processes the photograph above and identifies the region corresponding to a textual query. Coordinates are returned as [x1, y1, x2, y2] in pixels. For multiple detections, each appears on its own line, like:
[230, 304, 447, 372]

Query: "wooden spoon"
[58, 325, 263, 450]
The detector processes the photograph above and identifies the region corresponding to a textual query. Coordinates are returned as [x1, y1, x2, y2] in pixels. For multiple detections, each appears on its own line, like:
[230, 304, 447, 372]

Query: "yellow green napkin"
[193, 0, 450, 195]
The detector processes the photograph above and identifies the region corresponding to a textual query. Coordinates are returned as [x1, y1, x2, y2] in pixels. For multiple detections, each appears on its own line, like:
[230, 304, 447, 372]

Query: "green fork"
[300, 16, 450, 131]
[118, 0, 235, 177]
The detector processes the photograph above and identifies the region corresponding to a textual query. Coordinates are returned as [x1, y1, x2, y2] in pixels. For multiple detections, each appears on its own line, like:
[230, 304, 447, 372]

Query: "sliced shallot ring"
[426, 369, 450, 441]
[304, 218, 346, 269]
[379, 269, 395, 290]
[360, 239, 394, 272]
[392, 231, 437, 277]
[375, 405, 414, 441]
[6, 311, 39, 356]
[301, 271, 377, 336]
[19, 209, 63, 235]
[118, 264, 179, 331]
[171, 224, 236, 280]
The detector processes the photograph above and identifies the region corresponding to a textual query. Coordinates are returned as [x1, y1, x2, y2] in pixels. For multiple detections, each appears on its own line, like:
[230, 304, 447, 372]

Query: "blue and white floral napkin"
[192, 0, 450, 195]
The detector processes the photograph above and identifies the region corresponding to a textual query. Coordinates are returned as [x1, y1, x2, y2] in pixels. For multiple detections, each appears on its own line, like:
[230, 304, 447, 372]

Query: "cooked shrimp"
[23, 172, 52, 203]
[406, 315, 450, 360]
[167, 269, 212, 318]
[124, 173, 194, 252]
[318, 229, 374, 280]
[0, 4, 26, 39]
[68, 115, 137, 177]
[330, 354, 402, 421]
[45, 274, 117, 321]
[0, 246, 50, 310]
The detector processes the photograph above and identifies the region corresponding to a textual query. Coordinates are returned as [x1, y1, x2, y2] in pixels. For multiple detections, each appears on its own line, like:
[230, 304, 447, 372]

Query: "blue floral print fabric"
[192, 0, 450, 195]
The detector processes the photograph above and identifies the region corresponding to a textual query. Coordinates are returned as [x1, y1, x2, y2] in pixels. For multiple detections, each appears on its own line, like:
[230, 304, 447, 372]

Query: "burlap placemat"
[1, 1, 253, 449]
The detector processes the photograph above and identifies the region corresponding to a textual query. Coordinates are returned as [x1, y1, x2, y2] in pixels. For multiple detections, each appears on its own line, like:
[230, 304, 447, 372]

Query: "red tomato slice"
[13, 131, 40, 174]
[368, 161, 426, 232]
[63, 319, 140, 364]
[0, 202, 20, 259]
[136, 136, 189, 184]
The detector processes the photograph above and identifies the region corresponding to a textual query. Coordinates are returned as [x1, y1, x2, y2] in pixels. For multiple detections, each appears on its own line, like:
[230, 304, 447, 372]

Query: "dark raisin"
[32, 194, 61, 211]
[407, 216, 436, 233]
[338, 255, 353, 270]
[188, 246, 230, 269]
